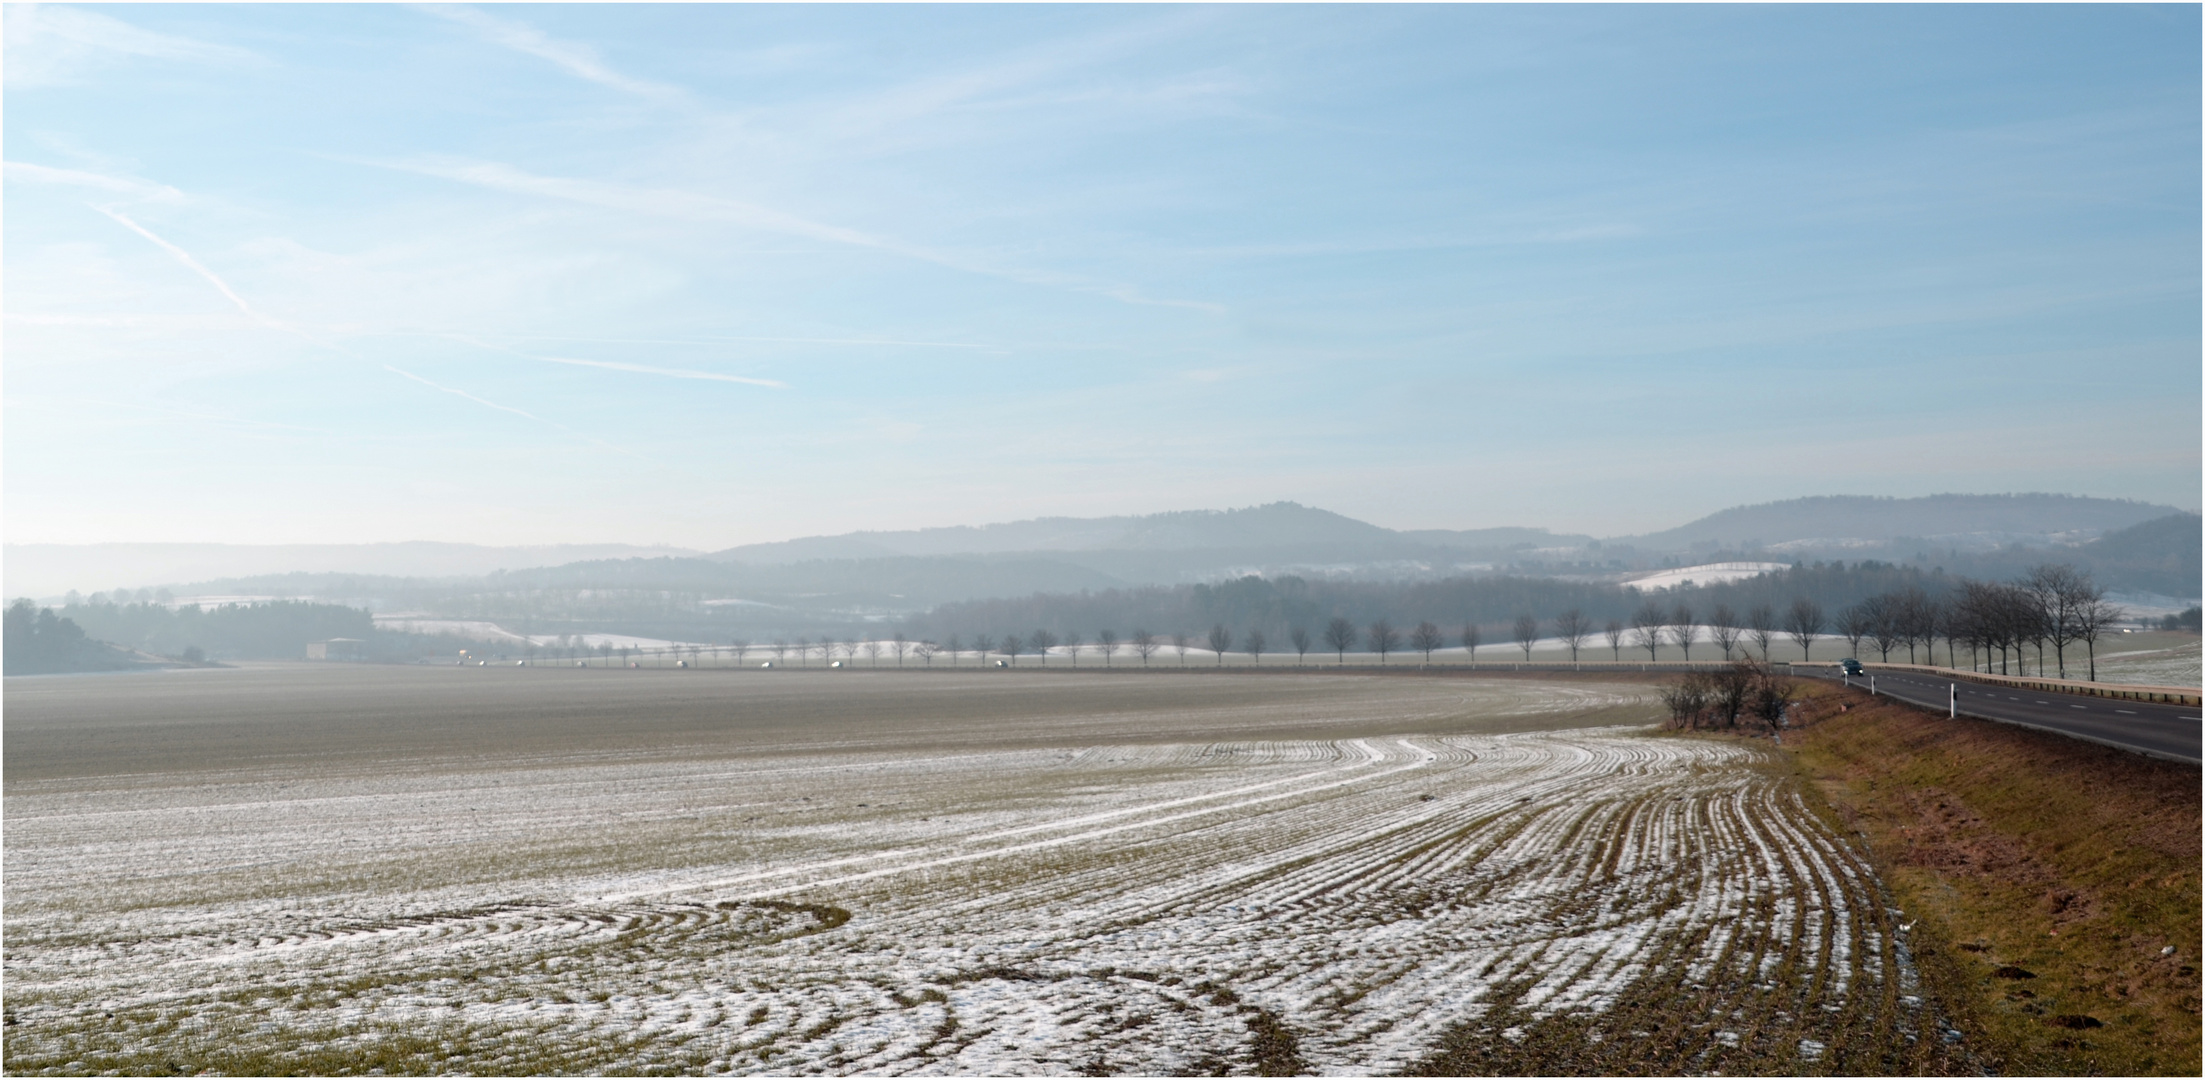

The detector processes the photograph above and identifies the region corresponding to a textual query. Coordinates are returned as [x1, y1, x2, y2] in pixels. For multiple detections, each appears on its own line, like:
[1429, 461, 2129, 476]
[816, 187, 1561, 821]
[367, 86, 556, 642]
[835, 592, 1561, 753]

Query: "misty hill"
[3, 599, 145, 675]
[2074, 514, 2202, 599]
[702, 503, 1596, 594]
[16, 495, 2193, 632]
[710, 503, 1485, 563]
[3, 541, 700, 600]
[1623, 493, 2180, 552]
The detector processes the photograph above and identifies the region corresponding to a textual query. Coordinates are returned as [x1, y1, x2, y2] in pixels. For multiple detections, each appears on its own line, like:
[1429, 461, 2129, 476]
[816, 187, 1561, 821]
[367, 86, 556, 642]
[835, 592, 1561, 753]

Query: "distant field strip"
[4, 723, 1948, 1074]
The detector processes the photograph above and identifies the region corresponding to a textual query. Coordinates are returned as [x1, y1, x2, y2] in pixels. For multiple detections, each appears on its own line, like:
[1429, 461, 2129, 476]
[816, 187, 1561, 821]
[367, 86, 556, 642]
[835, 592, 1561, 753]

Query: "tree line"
[3, 600, 139, 675]
[884, 562, 2134, 681]
[29, 596, 505, 663]
[902, 562, 1949, 645]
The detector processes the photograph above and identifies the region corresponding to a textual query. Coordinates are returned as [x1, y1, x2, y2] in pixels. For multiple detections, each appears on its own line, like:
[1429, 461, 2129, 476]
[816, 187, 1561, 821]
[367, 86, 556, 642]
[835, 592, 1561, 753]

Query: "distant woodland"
[8, 598, 507, 666]
[3, 600, 140, 675]
[901, 562, 1956, 644]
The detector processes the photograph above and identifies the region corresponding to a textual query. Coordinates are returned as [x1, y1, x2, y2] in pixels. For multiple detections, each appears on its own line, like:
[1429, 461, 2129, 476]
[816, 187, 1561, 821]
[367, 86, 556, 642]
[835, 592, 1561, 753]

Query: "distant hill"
[17, 495, 2188, 623]
[2078, 514, 2202, 598]
[2, 541, 703, 600]
[3, 600, 146, 675]
[710, 503, 1418, 564]
[1622, 494, 2183, 552]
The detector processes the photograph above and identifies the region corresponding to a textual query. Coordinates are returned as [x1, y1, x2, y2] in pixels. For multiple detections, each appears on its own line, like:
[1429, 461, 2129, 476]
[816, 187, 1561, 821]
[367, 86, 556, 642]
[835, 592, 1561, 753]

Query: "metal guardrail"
[1798, 666, 2202, 765]
[1832, 661, 2200, 708]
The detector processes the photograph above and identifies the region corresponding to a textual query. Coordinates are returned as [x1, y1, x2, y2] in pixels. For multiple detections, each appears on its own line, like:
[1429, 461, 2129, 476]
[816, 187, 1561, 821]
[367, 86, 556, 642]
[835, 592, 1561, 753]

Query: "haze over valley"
[5, 6, 2198, 1077]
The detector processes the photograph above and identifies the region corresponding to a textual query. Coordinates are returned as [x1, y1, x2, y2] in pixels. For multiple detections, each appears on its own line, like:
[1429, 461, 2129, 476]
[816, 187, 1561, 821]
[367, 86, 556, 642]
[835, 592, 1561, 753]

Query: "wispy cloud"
[372, 157, 1224, 314]
[83, 201, 666, 457]
[5, 4, 260, 87]
[7, 161, 185, 203]
[418, 4, 682, 99]
[383, 364, 555, 425]
[488, 333, 991, 350]
[88, 205, 275, 325]
[526, 355, 787, 388]
[453, 337, 787, 388]
[383, 364, 660, 464]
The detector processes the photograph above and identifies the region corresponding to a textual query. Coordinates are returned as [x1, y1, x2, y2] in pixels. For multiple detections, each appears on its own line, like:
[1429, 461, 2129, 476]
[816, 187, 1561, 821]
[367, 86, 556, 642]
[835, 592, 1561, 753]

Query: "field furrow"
[4, 673, 1960, 1075]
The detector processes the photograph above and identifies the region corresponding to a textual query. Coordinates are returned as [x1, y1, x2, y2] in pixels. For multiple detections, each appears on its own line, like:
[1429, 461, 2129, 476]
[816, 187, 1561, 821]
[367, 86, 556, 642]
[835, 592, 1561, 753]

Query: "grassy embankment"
[1776, 681, 2200, 1075]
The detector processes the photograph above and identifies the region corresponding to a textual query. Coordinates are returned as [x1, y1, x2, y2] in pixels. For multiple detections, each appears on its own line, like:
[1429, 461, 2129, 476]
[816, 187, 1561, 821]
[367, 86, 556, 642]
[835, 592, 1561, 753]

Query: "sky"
[5, 2, 2199, 548]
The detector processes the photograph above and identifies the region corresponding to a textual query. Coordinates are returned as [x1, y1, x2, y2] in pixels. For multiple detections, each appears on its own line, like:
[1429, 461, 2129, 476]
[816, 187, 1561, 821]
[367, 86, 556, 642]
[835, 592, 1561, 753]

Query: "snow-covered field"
[3, 669, 1947, 1075]
[2093, 638, 2203, 688]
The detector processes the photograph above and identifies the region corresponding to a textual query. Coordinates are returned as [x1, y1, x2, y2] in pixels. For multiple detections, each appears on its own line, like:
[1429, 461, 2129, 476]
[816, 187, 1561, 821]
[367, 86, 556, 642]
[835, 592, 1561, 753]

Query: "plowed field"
[2, 667, 1958, 1074]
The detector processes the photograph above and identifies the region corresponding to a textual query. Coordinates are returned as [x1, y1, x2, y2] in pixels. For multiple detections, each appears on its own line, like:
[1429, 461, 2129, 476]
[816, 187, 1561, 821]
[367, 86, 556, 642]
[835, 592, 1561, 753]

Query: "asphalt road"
[1805, 667, 2202, 764]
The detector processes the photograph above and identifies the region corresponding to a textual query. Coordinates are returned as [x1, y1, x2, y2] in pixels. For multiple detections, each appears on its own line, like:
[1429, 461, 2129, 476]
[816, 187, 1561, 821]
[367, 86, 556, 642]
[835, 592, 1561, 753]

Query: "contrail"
[383, 364, 562, 425]
[451, 335, 788, 388]
[383, 364, 659, 463]
[90, 203, 668, 465]
[530, 355, 787, 388]
[89, 205, 275, 326]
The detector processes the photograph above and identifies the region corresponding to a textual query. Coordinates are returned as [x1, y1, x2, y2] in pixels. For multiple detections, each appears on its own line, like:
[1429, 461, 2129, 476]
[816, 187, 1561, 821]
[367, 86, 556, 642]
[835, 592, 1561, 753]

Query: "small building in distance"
[306, 638, 366, 661]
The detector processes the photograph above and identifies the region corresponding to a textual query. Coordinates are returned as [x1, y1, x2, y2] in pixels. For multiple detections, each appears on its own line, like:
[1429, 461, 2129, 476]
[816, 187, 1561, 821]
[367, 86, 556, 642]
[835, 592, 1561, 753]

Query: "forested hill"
[21, 599, 510, 664]
[3, 600, 143, 675]
[900, 562, 1965, 646]
[1625, 494, 2181, 550]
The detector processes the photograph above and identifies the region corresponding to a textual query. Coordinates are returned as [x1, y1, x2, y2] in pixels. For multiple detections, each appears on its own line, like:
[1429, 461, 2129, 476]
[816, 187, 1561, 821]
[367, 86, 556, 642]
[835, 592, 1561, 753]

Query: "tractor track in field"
[6, 717, 1963, 1075]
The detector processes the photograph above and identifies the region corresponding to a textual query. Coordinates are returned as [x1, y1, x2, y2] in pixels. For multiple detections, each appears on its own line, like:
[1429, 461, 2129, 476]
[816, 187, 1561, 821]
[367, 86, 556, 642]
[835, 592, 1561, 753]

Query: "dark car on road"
[1839, 658, 1865, 676]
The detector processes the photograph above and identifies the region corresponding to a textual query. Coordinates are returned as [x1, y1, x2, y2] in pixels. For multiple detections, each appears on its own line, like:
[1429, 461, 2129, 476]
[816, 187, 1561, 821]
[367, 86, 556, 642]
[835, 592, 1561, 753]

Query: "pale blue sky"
[5, 3, 2198, 547]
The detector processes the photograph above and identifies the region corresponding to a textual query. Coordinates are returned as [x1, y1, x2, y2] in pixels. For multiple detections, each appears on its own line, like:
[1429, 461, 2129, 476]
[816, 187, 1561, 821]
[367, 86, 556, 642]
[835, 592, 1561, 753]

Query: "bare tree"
[1324, 617, 1357, 665]
[1131, 629, 1157, 666]
[1461, 623, 1483, 668]
[890, 632, 908, 667]
[2026, 564, 2088, 679]
[1707, 605, 1740, 661]
[794, 637, 810, 667]
[1244, 628, 1268, 664]
[973, 635, 995, 665]
[1668, 604, 1698, 662]
[999, 634, 1024, 665]
[1513, 613, 1540, 661]
[914, 641, 937, 666]
[1836, 603, 1873, 659]
[1290, 626, 1311, 665]
[1063, 631, 1083, 666]
[770, 639, 787, 666]
[1631, 602, 1666, 661]
[945, 635, 964, 666]
[1784, 598, 1825, 662]
[1172, 631, 1191, 665]
[1097, 629, 1119, 667]
[1367, 619, 1402, 664]
[1898, 589, 1939, 665]
[1029, 628, 1058, 665]
[1207, 624, 1232, 666]
[1745, 605, 1776, 661]
[863, 638, 883, 666]
[1604, 619, 1625, 662]
[731, 640, 751, 667]
[1553, 609, 1591, 664]
[1862, 594, 1901, 662]
[2074, 592, 2123, 682]
[1410, 621, 1443, 665]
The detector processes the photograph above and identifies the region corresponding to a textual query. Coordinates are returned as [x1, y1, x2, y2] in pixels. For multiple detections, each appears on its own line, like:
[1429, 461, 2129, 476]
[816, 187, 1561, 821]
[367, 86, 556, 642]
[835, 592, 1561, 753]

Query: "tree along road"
[1801, 666, 2201, 765]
